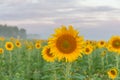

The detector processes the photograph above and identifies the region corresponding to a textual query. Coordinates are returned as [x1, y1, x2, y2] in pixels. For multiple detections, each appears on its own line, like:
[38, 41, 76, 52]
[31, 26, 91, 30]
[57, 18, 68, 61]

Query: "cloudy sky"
[0, 0, 120, 40]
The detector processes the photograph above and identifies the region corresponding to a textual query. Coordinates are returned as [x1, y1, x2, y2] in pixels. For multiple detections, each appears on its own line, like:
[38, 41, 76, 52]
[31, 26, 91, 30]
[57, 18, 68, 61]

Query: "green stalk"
[1, 52, 4, 72]
[54, 70, 57, 80]
[53, 62, 57, 80]
[88, 54, 92, 72]
[65, 62, 72, 80]
[27, 50, 31, 79]
[105, 53, 108, 65]
[115, 54, 119, 69]
[37, 49, 42, 79]
[101, 57, 104, 71]
[9, 51, 12, 79]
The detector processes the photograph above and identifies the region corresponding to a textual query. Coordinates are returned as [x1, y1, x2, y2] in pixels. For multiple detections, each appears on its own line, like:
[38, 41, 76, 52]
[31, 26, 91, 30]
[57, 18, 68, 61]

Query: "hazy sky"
[0, 0, 120, 40]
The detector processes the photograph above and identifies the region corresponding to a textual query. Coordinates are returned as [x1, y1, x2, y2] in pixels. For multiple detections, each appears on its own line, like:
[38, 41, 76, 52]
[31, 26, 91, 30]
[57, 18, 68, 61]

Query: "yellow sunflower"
[107, 68, 118, 80]
[0, 37, 5, 41]
[26, 43, 34, 50]
[0, 48, 4, 54]
[85, 40, 91, 45]
[48, 25, 84, 62]
[35, 40, 42, 43]
[42, 46, 55, 62]
[97, 40, 106, 48]
[15, 40, 21, 48]
[35, 42, 41, 49]
[83, 45, 93, 55]
[5, 42, 14, 51]
[106, 44, 113, 52]
[108, 36, 120, 53]
[10, 37, 15, 42]
[100, 50, 107, 57]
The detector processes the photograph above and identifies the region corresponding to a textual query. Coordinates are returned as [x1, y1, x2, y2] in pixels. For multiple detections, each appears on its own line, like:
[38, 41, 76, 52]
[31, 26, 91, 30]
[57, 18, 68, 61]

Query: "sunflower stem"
[88, 54, 92, 74]
[116, 54, 119, 69]
[53, 62, 57, 80]
[65, 62, 72, 80]
[54, 70, 57, 80]
[37, 49, 40, 79]
[105, 52, 108, 66]
[1, 52, 4, 72]
[27, 50, 31, 79]
[9, 51, 12, 79]
[101, 57, 104, 71]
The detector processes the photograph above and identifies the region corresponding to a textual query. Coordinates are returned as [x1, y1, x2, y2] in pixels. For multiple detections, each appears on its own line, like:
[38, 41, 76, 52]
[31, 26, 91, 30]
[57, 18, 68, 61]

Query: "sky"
[0, 0, 120, 40]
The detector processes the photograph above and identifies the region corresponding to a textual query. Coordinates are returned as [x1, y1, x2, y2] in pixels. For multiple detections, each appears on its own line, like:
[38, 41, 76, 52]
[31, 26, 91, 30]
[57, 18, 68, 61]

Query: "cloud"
[79, 20, 120, 40]
[0, 0, 119, 21]
[0, 0, 120, 39]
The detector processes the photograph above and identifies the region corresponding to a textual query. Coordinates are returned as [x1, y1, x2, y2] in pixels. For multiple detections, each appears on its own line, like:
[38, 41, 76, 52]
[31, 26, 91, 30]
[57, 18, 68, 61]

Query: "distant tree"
[19, 28, 27, 39]
[0, 24, 27, 39]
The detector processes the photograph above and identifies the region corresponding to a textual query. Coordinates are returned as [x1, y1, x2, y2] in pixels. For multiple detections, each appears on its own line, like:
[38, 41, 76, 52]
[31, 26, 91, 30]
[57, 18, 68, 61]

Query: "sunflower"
[35, 40, 42, 43]
[48, 25, 84, 62]
[85, 40, 97, 49]
[107, 68, 118, 80]
[26, 43, 34, 50]
[108, 36, 120, 53]
[15, 40, 21, 48]
[5, 42, 14, 51]
[83, 45, 93, 55]
[0, 37, 5, 41]
[85, 40, 91, 45]
[106, 44, 113, 52]
[101, 50, 107, 57]
[42, 46, 55, 62]
[0, 48, 4, 54]
[35, 42, 41, 49]
[10, 37, 15, 42]
[97, 40, 106, 48]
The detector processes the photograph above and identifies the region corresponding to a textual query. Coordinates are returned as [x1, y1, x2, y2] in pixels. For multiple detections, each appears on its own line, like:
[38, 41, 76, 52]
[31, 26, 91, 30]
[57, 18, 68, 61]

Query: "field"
[0, 26, 120, 80]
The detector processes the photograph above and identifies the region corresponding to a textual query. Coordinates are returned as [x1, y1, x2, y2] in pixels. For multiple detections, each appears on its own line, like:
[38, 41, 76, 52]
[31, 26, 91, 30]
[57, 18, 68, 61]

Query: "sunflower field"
[0, 25, 120, 80]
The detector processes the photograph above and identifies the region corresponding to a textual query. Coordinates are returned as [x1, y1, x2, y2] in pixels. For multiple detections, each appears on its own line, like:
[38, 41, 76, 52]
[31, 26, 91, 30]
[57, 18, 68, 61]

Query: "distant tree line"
[0, 24, 27, 39]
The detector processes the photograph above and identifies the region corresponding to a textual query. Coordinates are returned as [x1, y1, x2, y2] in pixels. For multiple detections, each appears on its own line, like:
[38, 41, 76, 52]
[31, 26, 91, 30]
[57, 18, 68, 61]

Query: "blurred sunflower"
[15, 40, 21, 48]
[0, 37, 5, 41]
[26, 44, 34, 50]
[108, 36, 120, 53]
[5, 42, 14, 51]
[107, 68, 118, 80]
[85, 40, 97, 49]
[84, 45, 93, 55]
[85, 40, 91, 45]
[48, 25, 84, 62]
[35, 40, 41, 43]
[97, 40, 106, 48]
[91, 40, 97, 49]
[35, 42, 41, 49]
[10, 37, 15, 42]
[42, 46, 55, 62]
[101, 50, 107, 57]
[106, 44, 113, 52]
[0, 48, 4, 54]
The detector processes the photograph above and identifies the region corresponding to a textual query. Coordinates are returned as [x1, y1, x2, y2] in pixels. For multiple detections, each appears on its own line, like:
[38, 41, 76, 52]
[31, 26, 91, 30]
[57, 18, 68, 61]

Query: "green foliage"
[0, 40, 119, 80]
[0, 24, 26, 39]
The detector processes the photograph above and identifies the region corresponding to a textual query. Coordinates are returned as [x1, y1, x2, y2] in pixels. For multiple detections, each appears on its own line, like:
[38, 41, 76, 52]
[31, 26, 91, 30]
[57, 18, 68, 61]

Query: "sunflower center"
[86, 48, 90, 52]
[100, 41, 104, 45]
[7, 44, 12, 48]
[17, 42, 20, 45]
[62, 40, 70, 48]
[112, 40, 120, 48]
[46, 48, 53, 57]
[111, 70, 116, 75]
[37, 44, 40, 47]
[0, 50, 2, 53]
[56, 34, 76, 54]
